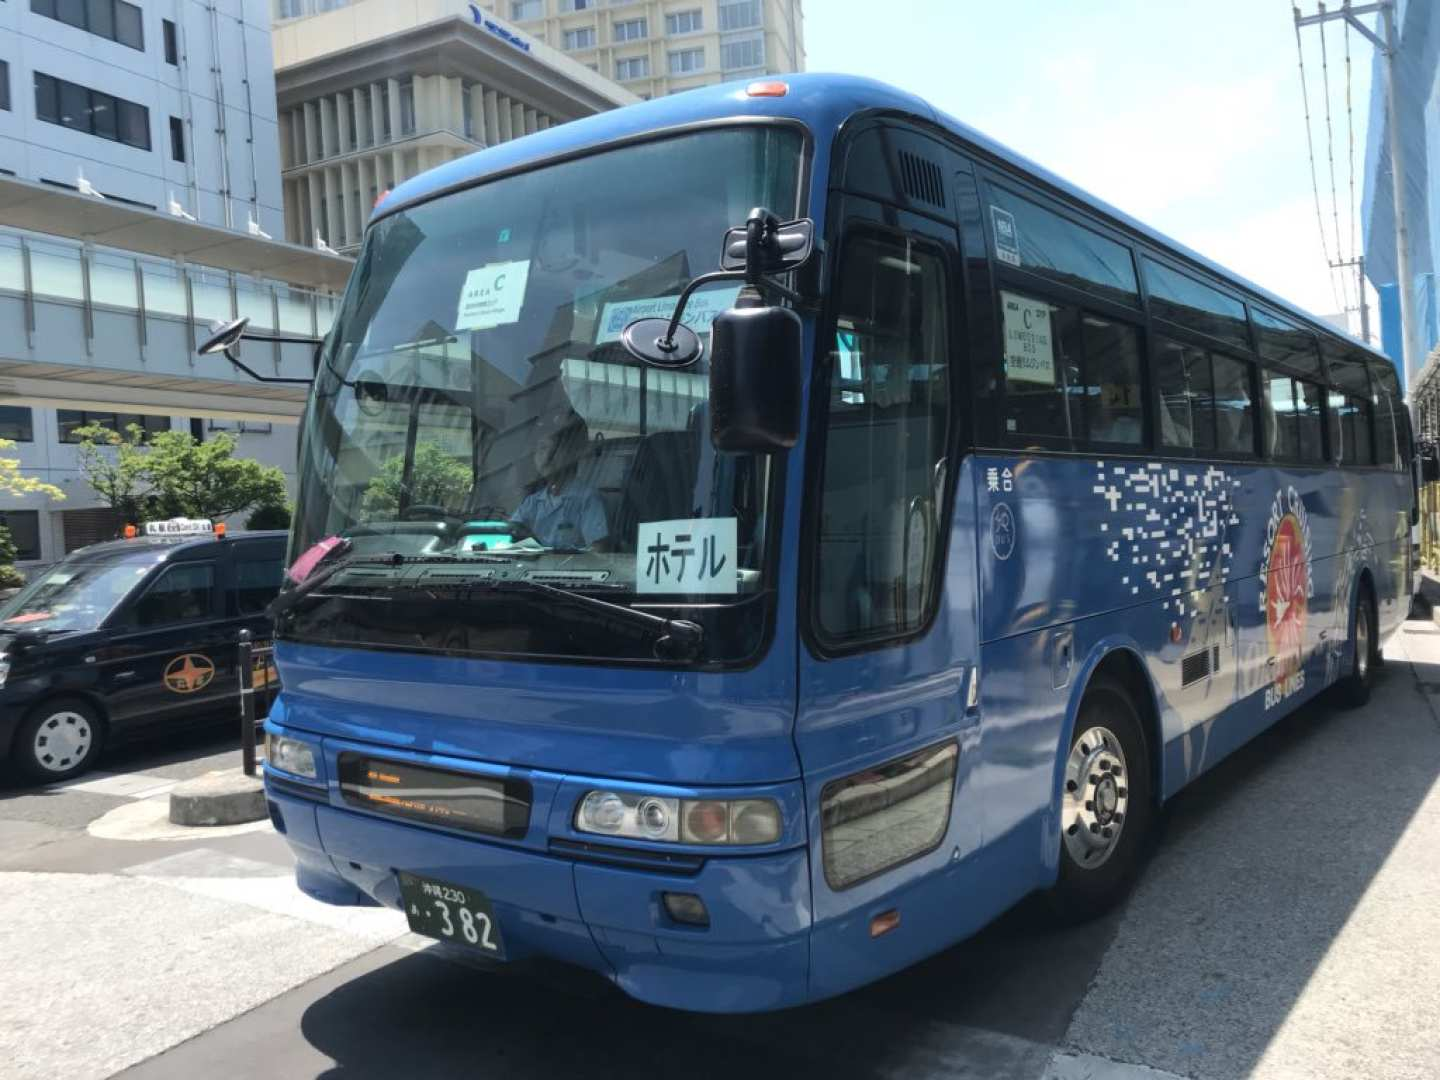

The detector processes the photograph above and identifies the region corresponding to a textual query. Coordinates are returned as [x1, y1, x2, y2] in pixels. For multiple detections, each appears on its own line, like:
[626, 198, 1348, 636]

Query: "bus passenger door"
[796, 193, 982, 992]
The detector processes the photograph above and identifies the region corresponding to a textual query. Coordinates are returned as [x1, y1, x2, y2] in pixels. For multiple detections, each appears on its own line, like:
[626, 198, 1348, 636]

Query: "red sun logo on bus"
[1261, 487, 1313, 710]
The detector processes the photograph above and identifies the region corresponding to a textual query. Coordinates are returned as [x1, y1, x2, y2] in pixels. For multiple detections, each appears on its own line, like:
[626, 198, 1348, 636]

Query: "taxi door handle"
[114, 670, 138, 680]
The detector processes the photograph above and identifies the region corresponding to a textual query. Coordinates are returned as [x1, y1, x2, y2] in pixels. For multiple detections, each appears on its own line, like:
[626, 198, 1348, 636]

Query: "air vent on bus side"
[897, 150, 946, 210]
[1180, 647, 1212, 687]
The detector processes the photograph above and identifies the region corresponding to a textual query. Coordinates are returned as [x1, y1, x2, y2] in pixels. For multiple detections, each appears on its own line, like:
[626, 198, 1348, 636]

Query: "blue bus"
[252, 74, 1415, 1012]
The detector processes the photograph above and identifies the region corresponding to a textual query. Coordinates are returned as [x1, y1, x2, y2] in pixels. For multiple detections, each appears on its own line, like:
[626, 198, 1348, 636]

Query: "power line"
[1343, 14, 1362, 326]
[1292, 6, 1346, 314]
[1316, 11, 1353, 314]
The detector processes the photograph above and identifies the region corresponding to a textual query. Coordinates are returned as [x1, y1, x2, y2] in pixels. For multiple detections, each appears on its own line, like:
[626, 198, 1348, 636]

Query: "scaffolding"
[1411, 343, 1440, 571]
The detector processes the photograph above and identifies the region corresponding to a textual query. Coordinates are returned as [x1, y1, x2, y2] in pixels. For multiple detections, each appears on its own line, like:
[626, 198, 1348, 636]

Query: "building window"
[563, 27, 596, 49]
[163, 18, 179, 64]
[378, 81, 391, 139]
[0, 510, 41, 562]
[612, 17, 646, 42]
[511, 0, 542, 18]
[666, 9, 701, 34]
[615, 56, 649, 81]
[0, 407, 34, 442]
[720, 36, 763, 70]
[169, 116, 185, 162]
[57, 410, 169, 443]
[0, 61, 8, 112]
[560, 0, 596, 11]
[35, 73, 151, 151]
[398, 78, 415, 135]
[718, 0, 761, 31]
[31, 0, 145, 51]
[667, 47, 704, 75]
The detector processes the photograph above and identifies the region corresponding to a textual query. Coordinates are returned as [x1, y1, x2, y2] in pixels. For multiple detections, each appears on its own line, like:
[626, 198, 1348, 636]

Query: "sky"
[804, 0, 1378, 331]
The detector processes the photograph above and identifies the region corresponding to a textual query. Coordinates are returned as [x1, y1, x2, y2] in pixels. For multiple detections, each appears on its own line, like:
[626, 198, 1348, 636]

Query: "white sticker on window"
[596, 286, 742, 344]
[1001, 291, 1055, 386]
[991, 206, 1021, 266]
[456, 260, 531, 330]
[636, 517, 737, 595]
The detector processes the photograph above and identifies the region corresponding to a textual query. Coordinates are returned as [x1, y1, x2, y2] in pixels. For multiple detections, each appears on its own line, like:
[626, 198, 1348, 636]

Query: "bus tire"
[1337, 586, 1378, 709]
[12, 697, 104, 783]
[1045, 676, 1153, 923]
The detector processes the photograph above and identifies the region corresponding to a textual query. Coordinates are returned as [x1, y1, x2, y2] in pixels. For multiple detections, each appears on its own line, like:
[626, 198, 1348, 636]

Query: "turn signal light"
[746, 80, 789, 97]
[870, 909, 901, 938]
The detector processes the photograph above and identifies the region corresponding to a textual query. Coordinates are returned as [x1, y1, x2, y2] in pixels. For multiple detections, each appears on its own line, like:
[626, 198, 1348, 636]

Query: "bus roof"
[379, 72, 1389, 368]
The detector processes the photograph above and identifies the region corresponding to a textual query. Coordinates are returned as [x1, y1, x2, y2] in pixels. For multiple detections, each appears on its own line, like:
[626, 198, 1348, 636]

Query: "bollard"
[239, 628, 257, 777]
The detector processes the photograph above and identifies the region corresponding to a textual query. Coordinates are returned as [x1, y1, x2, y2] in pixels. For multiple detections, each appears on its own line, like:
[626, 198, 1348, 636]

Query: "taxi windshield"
[286, 126, 803, 664]
[0, 555, 155, 634]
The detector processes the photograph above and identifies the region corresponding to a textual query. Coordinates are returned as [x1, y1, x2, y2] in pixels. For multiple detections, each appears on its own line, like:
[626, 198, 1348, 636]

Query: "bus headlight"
[266, 734, 318, 780]
[576, 791, 781, 845]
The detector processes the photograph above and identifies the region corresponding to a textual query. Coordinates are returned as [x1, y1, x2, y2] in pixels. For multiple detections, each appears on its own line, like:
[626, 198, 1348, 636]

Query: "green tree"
[73, 424, 288, 524]
[71, 423, 149, 523]
[0, 525, 23, 589]
[0, 436, 64, 588]
[146, 429, 289, 521]
[361, 443, 473, 518]
[245, 501, 292, 530]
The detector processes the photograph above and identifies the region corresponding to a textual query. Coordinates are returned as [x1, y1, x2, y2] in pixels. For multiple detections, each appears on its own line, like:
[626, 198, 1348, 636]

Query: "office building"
[477, 0, 805, 99]
[272, 0, 638, 252]
[0, 0, 345, 567]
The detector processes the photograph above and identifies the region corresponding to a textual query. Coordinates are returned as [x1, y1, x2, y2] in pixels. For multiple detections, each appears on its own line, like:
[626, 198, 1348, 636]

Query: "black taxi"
[0, 520, 286, 782]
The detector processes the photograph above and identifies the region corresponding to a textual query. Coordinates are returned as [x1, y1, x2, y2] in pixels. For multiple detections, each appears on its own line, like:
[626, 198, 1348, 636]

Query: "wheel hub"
[1062, 725, 1130, 869]
[33, 712, 92, 774]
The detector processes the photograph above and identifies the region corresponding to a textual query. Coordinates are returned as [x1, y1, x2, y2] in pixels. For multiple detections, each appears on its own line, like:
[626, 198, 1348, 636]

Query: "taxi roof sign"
[143, 518, 214, 537]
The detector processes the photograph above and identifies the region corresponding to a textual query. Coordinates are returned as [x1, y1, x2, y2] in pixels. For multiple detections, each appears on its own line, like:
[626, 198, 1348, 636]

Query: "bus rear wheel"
[1046, 676, 1153, 923]
[1337, 586, 1377, 708]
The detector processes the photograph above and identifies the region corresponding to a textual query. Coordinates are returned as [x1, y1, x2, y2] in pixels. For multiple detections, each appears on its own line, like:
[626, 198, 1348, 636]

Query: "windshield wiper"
[480, 579, 704, 661]
[269, 548, 513, 620]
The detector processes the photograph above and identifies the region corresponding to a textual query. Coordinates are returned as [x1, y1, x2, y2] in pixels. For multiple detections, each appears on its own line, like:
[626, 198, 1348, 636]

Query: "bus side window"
[815, 230, 951, 644]
[998, 291, 1081, 443]
[1209, 353, 1256, 456]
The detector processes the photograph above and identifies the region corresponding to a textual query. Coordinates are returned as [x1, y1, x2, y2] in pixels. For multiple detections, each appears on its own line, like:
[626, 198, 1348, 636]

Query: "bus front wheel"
[1046, 676, 1153, 923]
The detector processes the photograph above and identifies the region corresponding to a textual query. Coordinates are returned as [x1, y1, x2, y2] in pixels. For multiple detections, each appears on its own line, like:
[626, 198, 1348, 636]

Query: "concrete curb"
[168, 770, 267, 827]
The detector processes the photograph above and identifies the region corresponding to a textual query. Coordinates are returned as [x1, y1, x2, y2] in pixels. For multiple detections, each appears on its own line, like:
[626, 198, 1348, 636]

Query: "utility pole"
[1330, 253, 1370, 342]
[1296, 2, 1419, 392]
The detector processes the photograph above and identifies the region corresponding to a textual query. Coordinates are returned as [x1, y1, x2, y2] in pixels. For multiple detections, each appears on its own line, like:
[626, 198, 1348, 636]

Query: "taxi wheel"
[14, 699, 104, 782]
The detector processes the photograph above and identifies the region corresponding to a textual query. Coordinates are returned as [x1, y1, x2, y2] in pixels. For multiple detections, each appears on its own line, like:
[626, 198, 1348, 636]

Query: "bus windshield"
[288, 125, 803, 664]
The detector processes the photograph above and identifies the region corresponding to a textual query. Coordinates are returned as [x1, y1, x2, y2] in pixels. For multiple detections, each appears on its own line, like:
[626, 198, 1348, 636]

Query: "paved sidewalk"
[1058, 624, 1440, 1080]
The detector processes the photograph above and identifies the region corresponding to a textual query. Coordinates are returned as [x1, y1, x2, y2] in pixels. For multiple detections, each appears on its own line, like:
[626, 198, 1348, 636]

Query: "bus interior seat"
[612, 430, 701, 551]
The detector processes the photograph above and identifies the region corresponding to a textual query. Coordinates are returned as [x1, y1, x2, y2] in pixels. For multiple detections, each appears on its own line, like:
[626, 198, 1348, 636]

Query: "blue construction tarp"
[1362, 0, 1440, 379]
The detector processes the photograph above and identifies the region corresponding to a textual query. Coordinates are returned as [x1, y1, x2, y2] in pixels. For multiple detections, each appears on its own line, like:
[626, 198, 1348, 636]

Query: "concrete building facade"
[0, 0, 341, 569]
[480, 0, 805, 99]
[1, 0, 284, 233]
[272, 0, 637, 252]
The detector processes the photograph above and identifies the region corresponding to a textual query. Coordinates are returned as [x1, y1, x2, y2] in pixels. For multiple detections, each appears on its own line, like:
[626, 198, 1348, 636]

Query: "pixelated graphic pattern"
[1092, 461, 1242, 621]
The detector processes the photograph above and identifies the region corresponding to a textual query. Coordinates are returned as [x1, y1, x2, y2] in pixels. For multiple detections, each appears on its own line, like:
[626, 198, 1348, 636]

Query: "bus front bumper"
[264, 784, 813, 1013]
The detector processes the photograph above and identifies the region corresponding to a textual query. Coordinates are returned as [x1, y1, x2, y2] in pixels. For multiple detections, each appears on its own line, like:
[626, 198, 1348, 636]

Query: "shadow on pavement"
[1061, 632, 1440, 1078]
[293, 633, 1439, 1079]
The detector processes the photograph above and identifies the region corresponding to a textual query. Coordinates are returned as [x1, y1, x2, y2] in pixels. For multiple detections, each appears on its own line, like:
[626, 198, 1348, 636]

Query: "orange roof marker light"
[746, 80, 789, 98]
[123, 524, 137, 539]
[214, 522, 227, 538]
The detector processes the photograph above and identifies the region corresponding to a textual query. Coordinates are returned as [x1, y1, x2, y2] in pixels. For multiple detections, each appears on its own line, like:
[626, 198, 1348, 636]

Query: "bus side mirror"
[709, 297, 801, 453]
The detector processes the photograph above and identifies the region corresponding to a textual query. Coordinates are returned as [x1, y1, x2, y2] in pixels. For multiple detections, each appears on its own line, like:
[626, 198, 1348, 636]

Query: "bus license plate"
[397, 872, 506, 959]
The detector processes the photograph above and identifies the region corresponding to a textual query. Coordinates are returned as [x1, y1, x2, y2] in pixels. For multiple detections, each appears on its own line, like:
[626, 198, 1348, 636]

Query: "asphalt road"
[2, 621, 1438, 1080]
